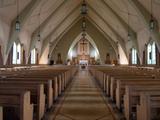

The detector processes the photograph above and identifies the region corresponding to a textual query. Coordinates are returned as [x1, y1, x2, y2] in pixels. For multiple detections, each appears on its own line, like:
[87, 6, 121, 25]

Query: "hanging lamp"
[127, 4, 131, 41]
[149, 0, 155, 31]
[82, 17, 86, 30]
[15, 0, 20, 31]
[37, 13, 41, 42]
[81, 0, 87, 15]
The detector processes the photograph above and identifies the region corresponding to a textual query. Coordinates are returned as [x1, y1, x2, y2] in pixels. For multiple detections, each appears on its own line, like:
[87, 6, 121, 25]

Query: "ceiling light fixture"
[149, 0, 155, 31]
[81, 0, 87, 15]
[127, 13, 131, 41]
[37, 12, 41, 42]
[80, 0, 88, 52]
[15, 0, 20, 32]
[80, 0, 88, 39]
[127, 3, 131, 41]
[82, 17, 86, 30]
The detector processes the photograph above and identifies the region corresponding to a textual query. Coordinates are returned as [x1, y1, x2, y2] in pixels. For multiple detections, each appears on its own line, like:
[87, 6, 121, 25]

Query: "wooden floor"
[47, 69, 114, 120]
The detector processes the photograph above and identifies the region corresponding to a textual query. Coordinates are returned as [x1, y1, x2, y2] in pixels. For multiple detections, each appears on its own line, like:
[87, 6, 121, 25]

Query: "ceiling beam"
[89, 5, 128, 56]
[6, 0, 43, 55]
[39, 9, 81, 57]
[102, 0, 139, 51]
[48, 17, 81, 58]
[87, 16, 118, 57]
[129, 0, 160, 50]
[29, 0, 67, 53]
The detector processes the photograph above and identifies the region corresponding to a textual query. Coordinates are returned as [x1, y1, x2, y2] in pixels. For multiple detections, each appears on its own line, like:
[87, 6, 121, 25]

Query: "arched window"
[31, 48, 36, 64]
[131, 48, 137, 64]
[147, 41, 156, 65]
[12, 42, 22, 64]
[12, 42, 17, 64]
[17, 43, 21, 64]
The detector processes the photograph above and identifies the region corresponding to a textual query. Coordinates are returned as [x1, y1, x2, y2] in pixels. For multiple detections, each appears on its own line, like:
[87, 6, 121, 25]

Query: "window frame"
[12, 42, 17, 64]
[147, 41, 156, 65]
[31, 48, 37, 64]
[131, 48, 138, 65]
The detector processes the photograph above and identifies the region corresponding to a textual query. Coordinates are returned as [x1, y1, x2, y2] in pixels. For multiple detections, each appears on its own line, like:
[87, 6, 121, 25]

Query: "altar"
[79, 60, 88, 69]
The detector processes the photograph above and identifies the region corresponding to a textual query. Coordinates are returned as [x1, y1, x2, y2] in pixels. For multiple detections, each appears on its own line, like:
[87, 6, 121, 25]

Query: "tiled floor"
[49, 69, 114, 120]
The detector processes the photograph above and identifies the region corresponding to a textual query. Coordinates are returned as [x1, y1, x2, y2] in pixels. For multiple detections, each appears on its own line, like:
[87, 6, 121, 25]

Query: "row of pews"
[0, 65, 78, 120]
[89, 65, 160, 120]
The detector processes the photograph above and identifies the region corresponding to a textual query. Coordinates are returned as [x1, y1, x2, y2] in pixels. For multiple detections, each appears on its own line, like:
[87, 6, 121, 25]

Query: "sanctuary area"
[0, 0, 160, 120]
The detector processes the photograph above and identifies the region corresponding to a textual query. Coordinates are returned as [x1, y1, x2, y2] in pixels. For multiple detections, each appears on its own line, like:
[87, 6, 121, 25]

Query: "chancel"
[0, 0, 160, 120]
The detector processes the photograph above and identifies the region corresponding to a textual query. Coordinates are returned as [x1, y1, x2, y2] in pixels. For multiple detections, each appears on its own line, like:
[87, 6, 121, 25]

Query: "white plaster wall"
[39, 44, 49, 64]
[137, 28, 150, 64]
[68, 44, 78, 60]
[19, 29, 32, 63]
[0, 17, 11, 64]
[35, 40, 42, 55]
[118, 44, 129, 65]
[0, 16, 35, 64]
[126, 40, 133, 57]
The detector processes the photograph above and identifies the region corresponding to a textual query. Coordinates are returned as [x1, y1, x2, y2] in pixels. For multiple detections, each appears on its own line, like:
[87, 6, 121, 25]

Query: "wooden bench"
[110, 76, 155, 100]
[2, 70, 67, 98]
[89, 66, 157, 95]
[137, 92, 160, 120]
[115, 79, 160, 110]
[0, 78, 53, 109]
[0, 83, 45, 120]
[6, 76, 60, 100]
[0, 106, 2, 120]
[0, 90, 33, 120]
[0, 65, 78, 120]
[88, 65, 160, 119]
[124, 85, 160, 120]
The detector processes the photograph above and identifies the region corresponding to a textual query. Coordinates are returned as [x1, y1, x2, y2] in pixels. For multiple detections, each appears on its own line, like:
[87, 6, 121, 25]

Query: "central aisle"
[52, 69, 114, 120]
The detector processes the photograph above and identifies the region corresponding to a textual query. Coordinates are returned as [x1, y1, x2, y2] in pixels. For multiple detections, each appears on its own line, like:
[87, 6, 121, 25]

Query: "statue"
[105, 53, 111, 64]
[56, 53, 63, 64]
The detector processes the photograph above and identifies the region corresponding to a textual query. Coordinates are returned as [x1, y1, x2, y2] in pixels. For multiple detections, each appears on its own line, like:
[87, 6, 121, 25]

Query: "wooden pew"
[89, 66, 157, 95]
[0, 106, 2, 120]
[137, 92, 160, 120]
[124, 85, 160, 120]
[2, 70, 66, 98]
[3, 76, 58, 101]
[110, 76, 155, 100]
[89, 65, 160, 119]
[0, 65, 77, 110]
[103, 74, 151, 98]
[0, 67, 76, 107]
[0, 83, 45, 120]
[0, 78, 53, 109]
[115, 79, 160, 110]
[0, 90, 33, 120]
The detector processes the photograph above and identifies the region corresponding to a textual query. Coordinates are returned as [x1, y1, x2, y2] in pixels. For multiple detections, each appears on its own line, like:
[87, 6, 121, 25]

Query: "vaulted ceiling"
[0, 0, 160, 63]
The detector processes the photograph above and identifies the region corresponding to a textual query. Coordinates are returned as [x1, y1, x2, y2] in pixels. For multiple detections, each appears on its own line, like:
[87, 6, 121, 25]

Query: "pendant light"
[149, 15, 154, 31]
[15, 0, 20, 32]
[82, 17, 86, 31]
[37, 13, 41, 42]
[81, 0, 87, 15]
[127, 13, 131, 41]
[80, 0, 88, 52]
[127, 3, 131, 41]
[149, 0, 155, 31]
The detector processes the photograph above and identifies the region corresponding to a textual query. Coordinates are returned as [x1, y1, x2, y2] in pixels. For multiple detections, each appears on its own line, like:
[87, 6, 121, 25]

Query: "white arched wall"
[118, 43, 129, 65]
[19, 29, 32, 64]
[40, 32, 126, 65]
[0, 16, 34, 64]
[67, 32, 101, 61]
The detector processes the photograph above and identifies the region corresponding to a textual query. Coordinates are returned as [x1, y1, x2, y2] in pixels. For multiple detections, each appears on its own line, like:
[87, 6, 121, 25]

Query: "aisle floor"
[50, 69, 114, 120]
